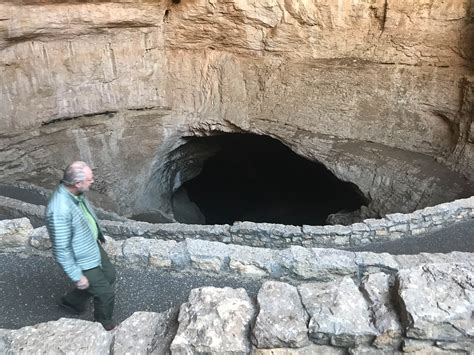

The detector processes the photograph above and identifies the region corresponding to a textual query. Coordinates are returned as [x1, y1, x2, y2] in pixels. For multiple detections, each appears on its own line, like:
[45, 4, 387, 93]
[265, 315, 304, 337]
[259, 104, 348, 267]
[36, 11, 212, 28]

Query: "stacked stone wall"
[0, 217, 473, 354]
[1, 194, 472, 249]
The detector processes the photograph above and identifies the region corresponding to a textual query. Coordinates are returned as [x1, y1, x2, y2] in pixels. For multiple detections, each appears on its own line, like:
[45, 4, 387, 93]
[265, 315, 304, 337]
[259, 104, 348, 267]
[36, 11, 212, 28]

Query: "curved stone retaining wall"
[0, 193, 472, 249]
[103, 196, 474, 249]
[1, 217, 472, 282]
[1, 217, 473, 354]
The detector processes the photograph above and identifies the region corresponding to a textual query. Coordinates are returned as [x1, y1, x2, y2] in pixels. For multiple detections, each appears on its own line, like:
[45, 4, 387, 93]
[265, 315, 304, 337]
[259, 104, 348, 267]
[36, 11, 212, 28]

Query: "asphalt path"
[348, 219, 474, 254]
[0, 254, 262, 330]
[0, 219, 472, 330]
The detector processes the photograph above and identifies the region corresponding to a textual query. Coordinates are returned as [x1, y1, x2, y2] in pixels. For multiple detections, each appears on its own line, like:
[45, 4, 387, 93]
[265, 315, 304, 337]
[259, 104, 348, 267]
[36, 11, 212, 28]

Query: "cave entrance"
[174, 133, 368, 226]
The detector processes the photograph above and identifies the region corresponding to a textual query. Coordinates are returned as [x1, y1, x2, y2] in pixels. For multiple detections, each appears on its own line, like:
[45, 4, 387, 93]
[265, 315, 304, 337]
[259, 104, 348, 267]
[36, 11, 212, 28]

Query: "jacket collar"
[59, 184, 84, 205]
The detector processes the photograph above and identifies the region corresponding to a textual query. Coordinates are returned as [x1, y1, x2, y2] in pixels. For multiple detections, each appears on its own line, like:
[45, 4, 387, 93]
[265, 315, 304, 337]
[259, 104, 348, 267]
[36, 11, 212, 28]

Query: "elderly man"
[45, 161, 116, 330]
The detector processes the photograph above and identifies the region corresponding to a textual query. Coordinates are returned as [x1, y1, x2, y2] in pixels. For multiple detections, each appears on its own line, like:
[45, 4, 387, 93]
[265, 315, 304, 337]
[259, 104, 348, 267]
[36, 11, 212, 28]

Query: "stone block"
[0, 318, 113, 354]
[279, 246, 356, 281]
[436, 340, 474, 353]
[29, 226, 51, 250]
[101, 236, 124, 263]
[387, 224, 409, 233]
[122, 237, 152, 266]
[171, 287, 255, 354]
[252, 281, 309, 348]
[327, 225, 352, 236]
[397, 263, 474, 341]
[361, 273, 402, 349]
[149, 239, 179, 269]
[0, 217, 33, 250]
[113, 309, 178, 354]
[348, 345, 395, 354]
[231, 222, 302, 248]
[351, 223, 370, 232]
[355, 252, 400, 271]
[252, 344, 346, 354]
[176, 223, 232, 242]
[364, 218, 392, 230]
[311, 248, 358, 277]
[386, 213, 411, 224]
[228, 244, 275, 277]
[298, 277, 378, 347]
[302, 225, 329, 236]
[402, 339, 446, 353]
[410, 227, 426, 236]
[185, 238, 230, 272]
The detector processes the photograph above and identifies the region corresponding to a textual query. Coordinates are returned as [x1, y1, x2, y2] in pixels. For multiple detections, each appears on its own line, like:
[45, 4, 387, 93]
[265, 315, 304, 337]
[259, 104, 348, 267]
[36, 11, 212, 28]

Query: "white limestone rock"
[149, 239, 179, 269]
[185, 238, 231, 272]
[0, 318, 113, 354]
[28, 225, 52, 250]
[354, 251, 400, 271]
[279, 246, 357, 280]
[0, 329, 12, 353]
[361, 272, 402, 349]
[436, 340, 474, 354]
[397, 263, 474, 341]
[0, 218, 33, 250]
[349, 345, 402, 354]
[113, 308, 178, 355]
[252, 281, 309, 348]
[122, 237, 153, 267]
[251, 344, 346, 354]
[298, 276, 378, 347]
[101, 235, 124, 263]
[171, 286, 255, 354]
[229, 244, 276, 277]
[402, 339, 450, 354]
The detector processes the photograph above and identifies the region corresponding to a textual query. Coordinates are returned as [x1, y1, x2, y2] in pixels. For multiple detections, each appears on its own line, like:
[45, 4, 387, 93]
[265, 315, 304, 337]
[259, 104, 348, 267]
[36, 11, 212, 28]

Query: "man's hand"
[76, 275, 89, 290]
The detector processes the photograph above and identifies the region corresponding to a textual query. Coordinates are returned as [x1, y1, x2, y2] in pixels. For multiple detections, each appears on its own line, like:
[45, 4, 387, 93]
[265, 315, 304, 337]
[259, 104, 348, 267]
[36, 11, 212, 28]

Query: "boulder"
[0, 318, 112, 354]
[279, 246, 357, 280]
[0, 218, 33, 250]
[185, 238, 231, 272]
[113, 308, 178, 354]
[122, 237, 153, 267]
[170, 286, 255, 354]
[101, 235, 124, 263]
[29, 226, 51, 250]
[361, 272, 402, 349]
[396, 263, 474, 341]
[298, 276, 378, 347]
[228, 243, 276, 277]
[252, 281, 309, 348]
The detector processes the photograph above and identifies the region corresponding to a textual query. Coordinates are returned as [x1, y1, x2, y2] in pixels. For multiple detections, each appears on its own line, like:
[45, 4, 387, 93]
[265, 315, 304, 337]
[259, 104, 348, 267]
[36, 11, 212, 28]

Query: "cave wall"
[0, 0, 473, 218]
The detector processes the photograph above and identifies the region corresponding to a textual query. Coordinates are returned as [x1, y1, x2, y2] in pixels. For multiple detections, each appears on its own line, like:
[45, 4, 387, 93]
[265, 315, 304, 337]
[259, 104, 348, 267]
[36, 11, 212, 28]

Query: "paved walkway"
[0, 254, 262, 330]
[348, 219, 474, 254]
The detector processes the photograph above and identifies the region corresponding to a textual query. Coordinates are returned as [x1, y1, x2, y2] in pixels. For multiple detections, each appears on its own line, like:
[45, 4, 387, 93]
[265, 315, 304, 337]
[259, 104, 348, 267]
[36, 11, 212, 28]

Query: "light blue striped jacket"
[45, 184, 105, 282]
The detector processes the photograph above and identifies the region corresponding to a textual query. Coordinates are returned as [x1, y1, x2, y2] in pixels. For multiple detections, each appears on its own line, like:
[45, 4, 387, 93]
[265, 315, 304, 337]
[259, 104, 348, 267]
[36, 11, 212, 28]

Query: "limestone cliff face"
[0, 0, 473, 218]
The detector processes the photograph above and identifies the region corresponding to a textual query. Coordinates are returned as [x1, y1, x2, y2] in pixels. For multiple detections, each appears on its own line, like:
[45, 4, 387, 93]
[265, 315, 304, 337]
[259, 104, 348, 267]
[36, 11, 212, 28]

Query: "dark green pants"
[63, 243, 116, 328]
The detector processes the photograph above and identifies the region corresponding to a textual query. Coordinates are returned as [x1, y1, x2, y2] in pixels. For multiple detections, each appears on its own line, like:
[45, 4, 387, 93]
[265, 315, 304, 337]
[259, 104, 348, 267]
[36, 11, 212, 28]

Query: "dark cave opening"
[176, 133, 368, 226]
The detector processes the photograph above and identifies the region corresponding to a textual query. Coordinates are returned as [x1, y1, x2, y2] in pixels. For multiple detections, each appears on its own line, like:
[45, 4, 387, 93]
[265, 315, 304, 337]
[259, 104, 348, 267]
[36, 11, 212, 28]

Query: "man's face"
[76, 167, 94, 193]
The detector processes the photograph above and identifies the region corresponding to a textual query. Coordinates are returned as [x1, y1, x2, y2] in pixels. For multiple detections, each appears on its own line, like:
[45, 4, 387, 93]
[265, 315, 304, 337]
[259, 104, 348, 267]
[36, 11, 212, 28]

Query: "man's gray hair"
[62, 161, 91, 186]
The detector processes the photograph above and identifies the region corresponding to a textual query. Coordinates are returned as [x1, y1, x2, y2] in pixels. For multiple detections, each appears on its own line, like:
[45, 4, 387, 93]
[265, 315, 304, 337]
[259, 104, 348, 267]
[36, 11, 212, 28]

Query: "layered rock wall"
[0, 1, 473, 219]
